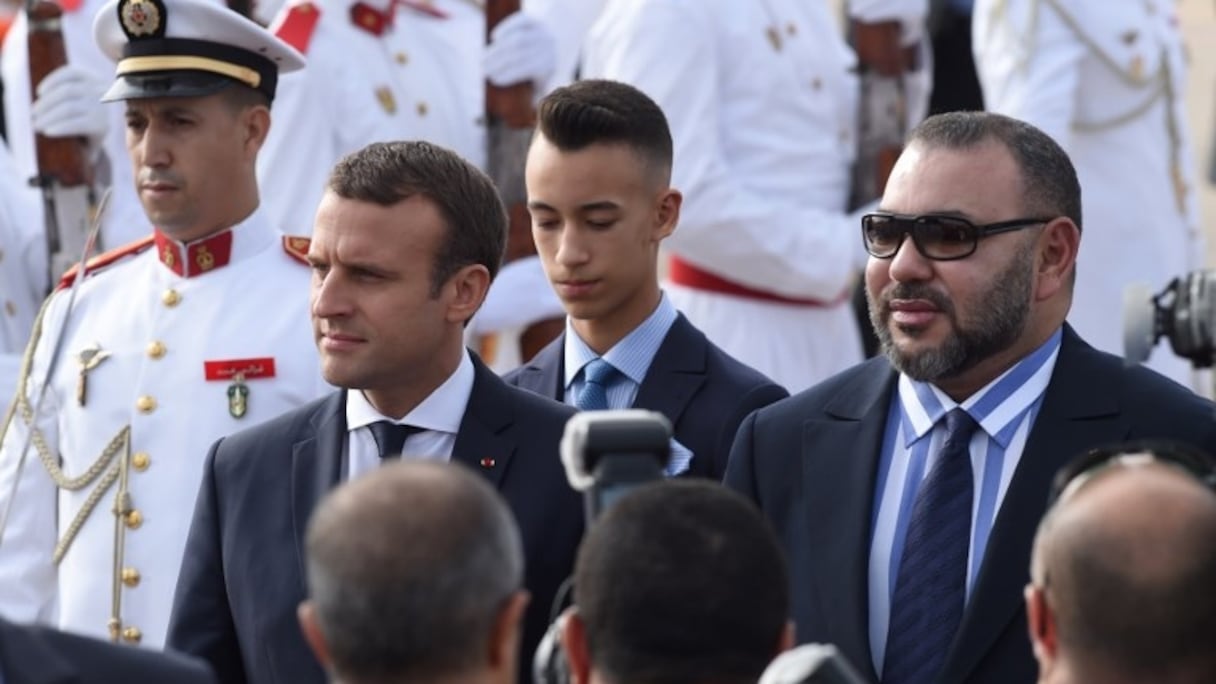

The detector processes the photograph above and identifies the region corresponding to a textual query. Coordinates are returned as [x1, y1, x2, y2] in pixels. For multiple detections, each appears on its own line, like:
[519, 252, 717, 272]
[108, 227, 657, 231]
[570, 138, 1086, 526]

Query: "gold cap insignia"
[119, 0, 166, 40]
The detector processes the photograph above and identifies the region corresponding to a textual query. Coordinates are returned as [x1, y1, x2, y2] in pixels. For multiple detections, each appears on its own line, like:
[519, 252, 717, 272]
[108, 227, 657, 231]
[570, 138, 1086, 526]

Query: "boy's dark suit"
[167, 357, 583, 684]
[726, 326, 1216, 684]
[506, 313, 788, 479]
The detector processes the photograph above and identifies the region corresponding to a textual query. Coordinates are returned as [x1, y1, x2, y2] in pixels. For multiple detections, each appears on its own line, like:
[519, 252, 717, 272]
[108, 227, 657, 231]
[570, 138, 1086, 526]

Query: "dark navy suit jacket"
[0, 618, 216, 684]
[505, 313, 789, 480]
[166, 357, 583, 684]
[726, 326, 1216, 684]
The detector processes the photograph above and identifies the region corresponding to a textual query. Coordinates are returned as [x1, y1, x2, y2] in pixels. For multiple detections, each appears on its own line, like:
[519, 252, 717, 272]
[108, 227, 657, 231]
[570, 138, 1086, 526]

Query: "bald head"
[1031, 458, 1216, 681]
[304, 461, 525, 683]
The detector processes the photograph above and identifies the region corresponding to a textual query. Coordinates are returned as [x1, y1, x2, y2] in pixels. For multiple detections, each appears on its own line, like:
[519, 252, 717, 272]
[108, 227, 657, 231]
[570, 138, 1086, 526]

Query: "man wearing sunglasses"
[726, 111, 1216, 684]
[1026, 442, 1216, 684]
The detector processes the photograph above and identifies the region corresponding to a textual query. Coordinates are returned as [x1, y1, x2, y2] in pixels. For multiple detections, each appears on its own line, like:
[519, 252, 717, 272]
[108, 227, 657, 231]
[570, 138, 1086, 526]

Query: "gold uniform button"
[4, 300, 15, 317]
[121, 567, 141, 587]
[125, 509, 144, 529]
[132, 452, 151, 471]
[162, 289, 181, 307]
[395, 51, 408, 65]
[146, 341, 166, 359]
[416, 101, 428, 116]
[136, 395, 156, 414]
[121, 626, 142, 644]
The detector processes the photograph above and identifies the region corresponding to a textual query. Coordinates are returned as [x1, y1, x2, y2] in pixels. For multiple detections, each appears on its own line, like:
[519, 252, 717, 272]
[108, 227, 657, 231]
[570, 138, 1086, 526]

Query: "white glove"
[483, 11, 557, 89]
[31, 64, 109, 144]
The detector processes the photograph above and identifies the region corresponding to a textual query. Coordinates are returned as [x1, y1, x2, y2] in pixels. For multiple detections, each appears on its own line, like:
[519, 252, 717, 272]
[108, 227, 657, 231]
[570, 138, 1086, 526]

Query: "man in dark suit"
[0, 617, 216, 683]
[726, 111, 1216, 684]
[505, 80, 787, 479]
[166, 141, 583, 684]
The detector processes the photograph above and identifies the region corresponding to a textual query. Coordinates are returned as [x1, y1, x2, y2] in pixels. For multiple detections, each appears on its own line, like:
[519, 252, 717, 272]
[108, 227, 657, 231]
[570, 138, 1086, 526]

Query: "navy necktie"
[368, 420, 423, 460]
[883, 408, 980, 684]
[576, 358, 619, 411]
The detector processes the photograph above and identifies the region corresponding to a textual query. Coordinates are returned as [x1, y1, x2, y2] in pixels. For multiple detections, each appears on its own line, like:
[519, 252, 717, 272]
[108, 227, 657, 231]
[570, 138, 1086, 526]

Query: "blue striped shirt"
[563, 293, 692, 475]
[867, 328, 1063, 676]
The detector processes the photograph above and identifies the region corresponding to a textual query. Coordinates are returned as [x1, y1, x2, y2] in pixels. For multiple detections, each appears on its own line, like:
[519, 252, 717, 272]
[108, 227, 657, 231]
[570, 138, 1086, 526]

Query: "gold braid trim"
[2, 295, 131, 564]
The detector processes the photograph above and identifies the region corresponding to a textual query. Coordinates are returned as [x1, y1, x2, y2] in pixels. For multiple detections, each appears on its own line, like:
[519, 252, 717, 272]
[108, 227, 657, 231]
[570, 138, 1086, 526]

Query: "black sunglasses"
[861, 212, 1054, 261]
[1048, 440, 1216, 508]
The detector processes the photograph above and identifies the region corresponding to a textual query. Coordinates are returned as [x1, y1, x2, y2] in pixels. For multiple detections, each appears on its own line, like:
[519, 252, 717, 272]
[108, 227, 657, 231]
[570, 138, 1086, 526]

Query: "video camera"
[536, 410, 673, 684]
[1124, 270, 1216, 369]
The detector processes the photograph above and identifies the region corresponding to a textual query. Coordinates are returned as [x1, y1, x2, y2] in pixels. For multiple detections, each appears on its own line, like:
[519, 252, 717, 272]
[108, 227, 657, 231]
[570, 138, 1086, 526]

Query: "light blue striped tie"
[576, 358, 618, 411]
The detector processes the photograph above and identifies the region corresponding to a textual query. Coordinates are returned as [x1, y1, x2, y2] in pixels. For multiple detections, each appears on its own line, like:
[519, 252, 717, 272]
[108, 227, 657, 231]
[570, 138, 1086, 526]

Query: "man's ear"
[444, 263, 492, 325]
[1025, 583, 1059, 669]
[559, 607, 592, 684]
[298, 601, 332, 671]
[653, 187, 682, 242]
[488, 590, 531, 670]
[776, 619, 797, 655]
[242, 105, 271, 159]
[1034, 217, 1080, 302]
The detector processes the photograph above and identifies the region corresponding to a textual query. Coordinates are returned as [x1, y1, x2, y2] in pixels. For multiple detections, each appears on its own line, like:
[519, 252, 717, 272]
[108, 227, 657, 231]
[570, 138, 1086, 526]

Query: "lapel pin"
[479, 457, 496, 469]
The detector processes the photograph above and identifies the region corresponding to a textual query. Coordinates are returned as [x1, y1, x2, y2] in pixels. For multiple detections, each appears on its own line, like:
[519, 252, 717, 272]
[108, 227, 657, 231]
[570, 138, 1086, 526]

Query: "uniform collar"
[152, 208, 276, 278]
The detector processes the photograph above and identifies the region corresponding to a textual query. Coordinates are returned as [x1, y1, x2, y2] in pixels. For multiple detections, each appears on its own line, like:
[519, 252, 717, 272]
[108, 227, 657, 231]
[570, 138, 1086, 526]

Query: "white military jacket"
[974, 0, 1201, 384]
[0, 208, 327, 648]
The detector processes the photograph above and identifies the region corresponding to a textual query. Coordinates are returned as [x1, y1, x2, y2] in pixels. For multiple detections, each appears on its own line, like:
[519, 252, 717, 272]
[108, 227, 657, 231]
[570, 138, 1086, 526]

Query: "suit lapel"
[451, 358, 517, 488]
[291, 392, 348, 583]
[0, 620, 76, 684]
[632, 315, 708, 427]
[802, 359, 896, 682]
[513, 334, 566, 401]
[941, 329, 1128, 683]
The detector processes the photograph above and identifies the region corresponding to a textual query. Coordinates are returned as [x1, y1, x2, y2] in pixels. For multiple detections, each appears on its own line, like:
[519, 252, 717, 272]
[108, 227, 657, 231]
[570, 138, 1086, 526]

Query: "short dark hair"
[218, 82, 271, 112]
[327, 141, 508, 294]
[537, 79, 673, 179]
[1037, 443, 1216, 680]
[574, 480, 789, 684]
[908, 111, 1082, 232]
[305, 461, 524, 682]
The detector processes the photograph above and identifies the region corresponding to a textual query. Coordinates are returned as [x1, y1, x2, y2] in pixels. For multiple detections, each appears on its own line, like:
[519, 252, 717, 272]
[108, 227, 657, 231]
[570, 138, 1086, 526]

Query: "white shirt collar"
[345, 349, 475, 435]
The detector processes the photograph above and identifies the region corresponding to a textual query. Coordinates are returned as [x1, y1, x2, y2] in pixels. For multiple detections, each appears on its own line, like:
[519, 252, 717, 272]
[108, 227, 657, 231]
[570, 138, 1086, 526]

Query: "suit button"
[162, 289, 181, 307]
[121, 626, 142, 644]
[136, 395, 156, 414]
[132, 452, 151, 471]
[146, 341, 166, 359]
[121, 567, 141, 587]
[125, 509, 143, 530]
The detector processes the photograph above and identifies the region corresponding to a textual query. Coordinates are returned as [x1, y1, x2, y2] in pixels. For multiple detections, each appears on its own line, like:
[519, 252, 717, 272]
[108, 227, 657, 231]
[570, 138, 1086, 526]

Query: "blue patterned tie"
[575, 358, 619, 411]
[883, 408, 980, 684]
[368, 420, 422, 459]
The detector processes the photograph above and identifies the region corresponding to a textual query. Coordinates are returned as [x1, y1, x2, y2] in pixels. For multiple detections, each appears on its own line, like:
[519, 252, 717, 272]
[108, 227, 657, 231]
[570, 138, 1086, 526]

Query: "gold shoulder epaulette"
[56, 236, 156, 291]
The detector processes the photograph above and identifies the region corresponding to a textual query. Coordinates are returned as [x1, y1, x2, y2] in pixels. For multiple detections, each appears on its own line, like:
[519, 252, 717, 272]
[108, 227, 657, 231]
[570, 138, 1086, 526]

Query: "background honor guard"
[582, 0, 874, 394]
[1, 0, 167, 260]
[0, 141, 44, 408]
[259, 0, 591, 372]
[974, 0, 1204, 389]
[0, 0, 327, 649]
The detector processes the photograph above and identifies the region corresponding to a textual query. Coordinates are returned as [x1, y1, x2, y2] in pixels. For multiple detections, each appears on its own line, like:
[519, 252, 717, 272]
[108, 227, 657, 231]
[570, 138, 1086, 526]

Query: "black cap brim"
[100, 70, 235, 102]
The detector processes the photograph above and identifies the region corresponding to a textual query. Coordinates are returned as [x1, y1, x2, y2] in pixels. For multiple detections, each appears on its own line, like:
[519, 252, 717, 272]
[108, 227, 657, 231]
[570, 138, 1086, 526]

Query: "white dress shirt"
[345, 348, 475, 480]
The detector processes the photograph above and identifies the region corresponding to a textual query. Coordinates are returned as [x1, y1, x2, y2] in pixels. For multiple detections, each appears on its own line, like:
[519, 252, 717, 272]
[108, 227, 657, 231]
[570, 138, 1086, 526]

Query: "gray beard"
[866, 243, 1035, 383]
